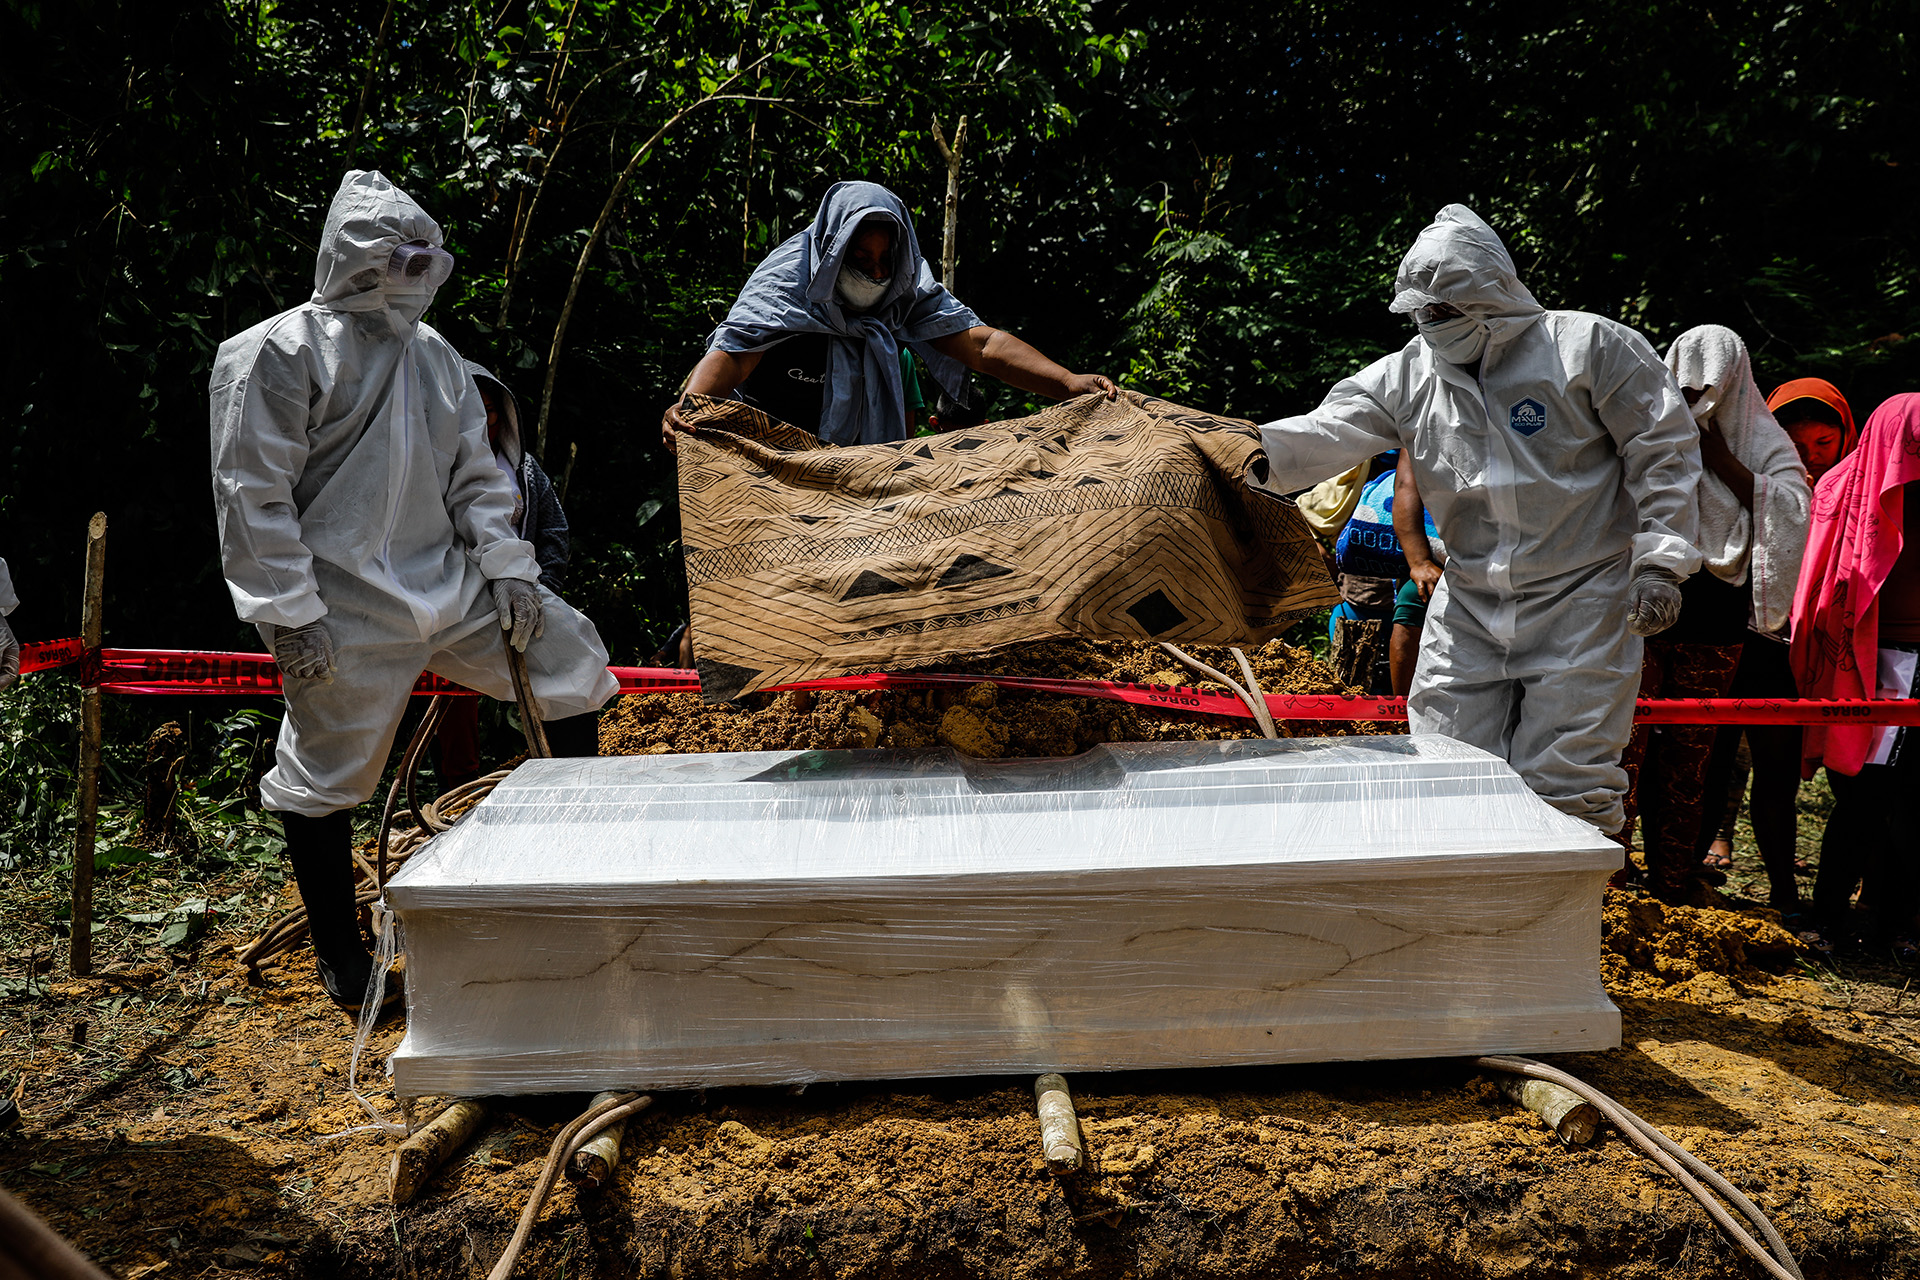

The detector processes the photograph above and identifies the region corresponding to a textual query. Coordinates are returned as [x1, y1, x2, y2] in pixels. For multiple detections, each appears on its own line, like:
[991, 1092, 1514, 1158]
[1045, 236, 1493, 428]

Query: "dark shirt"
[1661, 567, 1750, 646]
[735, 334, 830, 434]
[516, 451, 570, 595]
[1879, 484, 1920, 642]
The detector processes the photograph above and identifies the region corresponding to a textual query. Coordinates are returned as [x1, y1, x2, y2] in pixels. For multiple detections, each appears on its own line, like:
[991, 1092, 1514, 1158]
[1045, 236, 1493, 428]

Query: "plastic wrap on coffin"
[384, 736, 1621, 1096]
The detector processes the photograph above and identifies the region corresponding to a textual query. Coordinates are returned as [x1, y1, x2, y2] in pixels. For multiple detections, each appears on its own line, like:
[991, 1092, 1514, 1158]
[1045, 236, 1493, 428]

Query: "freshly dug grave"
[6, 657, 1917, 1278]
[7, 858, 1919, 1278]
[600, 638, 1383, 758]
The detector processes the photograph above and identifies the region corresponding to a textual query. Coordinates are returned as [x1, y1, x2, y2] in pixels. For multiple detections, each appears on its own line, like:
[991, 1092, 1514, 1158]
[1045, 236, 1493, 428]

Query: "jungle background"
[2, 0, 1918, 870]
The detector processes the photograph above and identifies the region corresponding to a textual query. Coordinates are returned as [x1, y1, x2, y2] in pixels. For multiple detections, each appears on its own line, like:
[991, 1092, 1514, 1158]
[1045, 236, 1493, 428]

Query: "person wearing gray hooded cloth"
[1252, 205, 1703, 837]
[209, 170, 618, 1010]
[660, 180, 1114, 450]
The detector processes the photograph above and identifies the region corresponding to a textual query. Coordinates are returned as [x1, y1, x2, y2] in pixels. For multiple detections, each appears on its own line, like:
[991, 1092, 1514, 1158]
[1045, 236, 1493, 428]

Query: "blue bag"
[1333, 471, 1444, 579]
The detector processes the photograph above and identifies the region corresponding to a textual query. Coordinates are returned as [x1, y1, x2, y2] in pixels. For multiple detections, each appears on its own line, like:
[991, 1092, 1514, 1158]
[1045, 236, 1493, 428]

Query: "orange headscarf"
[1766, 377, 1857, 458]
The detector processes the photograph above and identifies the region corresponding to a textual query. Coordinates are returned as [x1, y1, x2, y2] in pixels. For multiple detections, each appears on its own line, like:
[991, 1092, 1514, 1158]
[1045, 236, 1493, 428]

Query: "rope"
[486, 1093, 653, 1280]
[1156, 642, 1279, 739]
[377, 695, 447, 890]
[243, 719, 500, 976]
[1476, 1055, 1802, 1280]
[403, 695, 449, 840]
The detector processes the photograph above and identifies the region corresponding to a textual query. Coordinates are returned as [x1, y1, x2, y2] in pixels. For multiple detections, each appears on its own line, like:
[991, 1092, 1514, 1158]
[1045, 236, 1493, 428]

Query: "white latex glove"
[491, 578, 545, 653]
[270, 619, 335, 683]
[0, 615, 18, 693]
[1627, 567, 1684, 637]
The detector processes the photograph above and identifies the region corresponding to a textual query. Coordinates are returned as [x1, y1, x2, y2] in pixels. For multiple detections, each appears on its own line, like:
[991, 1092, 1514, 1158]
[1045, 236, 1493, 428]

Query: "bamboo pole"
[389, 1099, 488, 1205]
[565, 1090, 630, 1190]
[1498, 1076, 1601, 1144]
[1033, 1073, 1084, 1175]
[70, 512, 106, 977]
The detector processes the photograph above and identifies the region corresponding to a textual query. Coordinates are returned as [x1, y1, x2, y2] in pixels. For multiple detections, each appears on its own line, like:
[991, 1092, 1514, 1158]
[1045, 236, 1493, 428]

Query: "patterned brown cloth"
[677, 390, 1337, 702]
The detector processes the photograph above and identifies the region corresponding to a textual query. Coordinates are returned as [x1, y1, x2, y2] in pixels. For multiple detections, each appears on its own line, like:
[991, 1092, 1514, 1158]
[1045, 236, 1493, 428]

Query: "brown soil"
[600, 639, 1382, 759]
[6, 879, 1918, 1278]
[5, 664, 1918, 1278]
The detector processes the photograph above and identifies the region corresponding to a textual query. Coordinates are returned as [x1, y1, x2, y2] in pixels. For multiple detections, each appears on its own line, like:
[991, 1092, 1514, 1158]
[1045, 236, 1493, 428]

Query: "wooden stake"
[930, 114, 970, 292]
[389, 1099, 488, 1205]
[1033, 1073, 1084, 1175]
[565, 1090, 631, 1190]
[1499, 1076, 1601, 1144]
[71, 512, 106, 977]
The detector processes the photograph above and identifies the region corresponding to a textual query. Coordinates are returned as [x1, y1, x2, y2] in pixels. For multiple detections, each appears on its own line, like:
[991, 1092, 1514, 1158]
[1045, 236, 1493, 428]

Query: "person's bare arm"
[1392, 450, 1444, 601]
[927, 325, 1116, 402]
[661, 348, 765, 453]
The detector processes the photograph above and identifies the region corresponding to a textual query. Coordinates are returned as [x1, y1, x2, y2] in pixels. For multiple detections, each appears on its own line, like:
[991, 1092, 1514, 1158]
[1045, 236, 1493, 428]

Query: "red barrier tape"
[18, 644, 1920, 727]
[21, 637, 86, 674]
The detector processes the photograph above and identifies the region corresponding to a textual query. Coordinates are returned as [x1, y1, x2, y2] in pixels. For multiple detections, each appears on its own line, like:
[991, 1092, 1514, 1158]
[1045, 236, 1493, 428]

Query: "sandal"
[1781, 914, 1835, 957]
[1703, 841, 1735, 870]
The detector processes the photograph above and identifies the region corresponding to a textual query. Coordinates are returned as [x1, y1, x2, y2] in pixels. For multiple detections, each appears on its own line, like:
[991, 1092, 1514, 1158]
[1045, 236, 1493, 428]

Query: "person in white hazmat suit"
[0, 558, 19, 692]
[1253, 205, 1703, 836]
[209, 170, 618, 1009]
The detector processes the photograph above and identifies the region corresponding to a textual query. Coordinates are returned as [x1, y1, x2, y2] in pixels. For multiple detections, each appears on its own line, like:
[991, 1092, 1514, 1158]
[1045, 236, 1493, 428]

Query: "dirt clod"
[1602, 891, 1809, 999]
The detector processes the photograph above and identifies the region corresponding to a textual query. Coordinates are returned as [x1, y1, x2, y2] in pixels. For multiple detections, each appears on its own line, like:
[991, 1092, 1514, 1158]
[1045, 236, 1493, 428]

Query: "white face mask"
[1688, 387, 1720, 423]
[835, 264, 890, 312]
[385, 284, 437, 327]
[1418, 312, 1490, 365]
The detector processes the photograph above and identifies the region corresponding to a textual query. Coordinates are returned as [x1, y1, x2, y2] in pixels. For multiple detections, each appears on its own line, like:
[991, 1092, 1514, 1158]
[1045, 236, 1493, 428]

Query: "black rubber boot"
[277, 810, 373, 1010]
[541, 711, 600, 759]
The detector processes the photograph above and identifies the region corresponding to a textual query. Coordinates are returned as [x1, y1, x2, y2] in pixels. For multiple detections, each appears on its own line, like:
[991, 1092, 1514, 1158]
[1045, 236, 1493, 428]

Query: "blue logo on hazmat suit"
[1508, 398, 1548, 437]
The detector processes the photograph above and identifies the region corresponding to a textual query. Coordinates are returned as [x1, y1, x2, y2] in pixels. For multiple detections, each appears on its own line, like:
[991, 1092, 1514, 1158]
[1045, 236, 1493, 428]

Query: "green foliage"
[0, 671, 79, 863]
[2, 2, 1918, 871]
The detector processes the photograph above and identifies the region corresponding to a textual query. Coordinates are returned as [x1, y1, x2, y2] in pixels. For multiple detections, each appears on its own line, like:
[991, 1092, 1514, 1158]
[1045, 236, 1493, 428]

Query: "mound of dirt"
[1602, 891, 1809, 1001]
[8, 818, 1918, 1279]
[600, 639, 1381, 759]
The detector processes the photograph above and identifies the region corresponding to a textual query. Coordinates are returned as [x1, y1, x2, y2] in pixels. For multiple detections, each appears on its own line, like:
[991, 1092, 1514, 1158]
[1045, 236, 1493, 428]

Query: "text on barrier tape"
[18, 645, 1920, 726]
[21, 637, 86, 674]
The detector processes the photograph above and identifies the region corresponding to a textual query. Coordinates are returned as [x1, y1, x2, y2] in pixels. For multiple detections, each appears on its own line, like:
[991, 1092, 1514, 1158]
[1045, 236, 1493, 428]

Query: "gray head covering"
[707, 181, 981, 444]
[463, 359, 524, 467]
[1388, 204, 1546, 352]
[310, 170, 444, 327]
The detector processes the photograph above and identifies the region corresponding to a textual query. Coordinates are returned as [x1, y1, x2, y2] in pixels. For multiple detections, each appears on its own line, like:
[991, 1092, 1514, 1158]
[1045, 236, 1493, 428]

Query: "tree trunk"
[533, 68, 771, 456]
[1331, 617, 1388, 693]
[930, 115, 970, 292]
[342, 0, 397, 167]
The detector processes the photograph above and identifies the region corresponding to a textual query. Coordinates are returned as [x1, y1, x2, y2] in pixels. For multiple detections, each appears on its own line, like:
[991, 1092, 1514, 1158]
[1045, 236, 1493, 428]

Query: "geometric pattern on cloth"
[678, 390, 1339, 702]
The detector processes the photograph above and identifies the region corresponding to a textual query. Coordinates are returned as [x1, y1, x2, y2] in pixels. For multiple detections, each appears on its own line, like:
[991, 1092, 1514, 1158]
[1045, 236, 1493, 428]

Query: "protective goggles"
[387, 243, 456, 289]
[1412, 302, 1464, 325]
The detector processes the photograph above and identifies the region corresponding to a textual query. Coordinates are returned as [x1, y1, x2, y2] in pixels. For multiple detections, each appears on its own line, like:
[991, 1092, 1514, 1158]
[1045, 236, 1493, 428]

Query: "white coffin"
[385, 736, 1621, 1097]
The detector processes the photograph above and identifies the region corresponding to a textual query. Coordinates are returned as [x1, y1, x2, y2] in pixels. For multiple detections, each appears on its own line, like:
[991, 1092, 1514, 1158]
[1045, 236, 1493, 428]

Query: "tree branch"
[498, 51, 770, 333]
[533, 76, 777, 456]
[932, 113, 969, 291]
[342, 0, 397, 168]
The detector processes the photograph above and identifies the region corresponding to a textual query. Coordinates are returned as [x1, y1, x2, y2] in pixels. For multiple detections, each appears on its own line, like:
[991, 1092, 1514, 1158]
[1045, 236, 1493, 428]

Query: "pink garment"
[1790, 392, 1920, 776]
